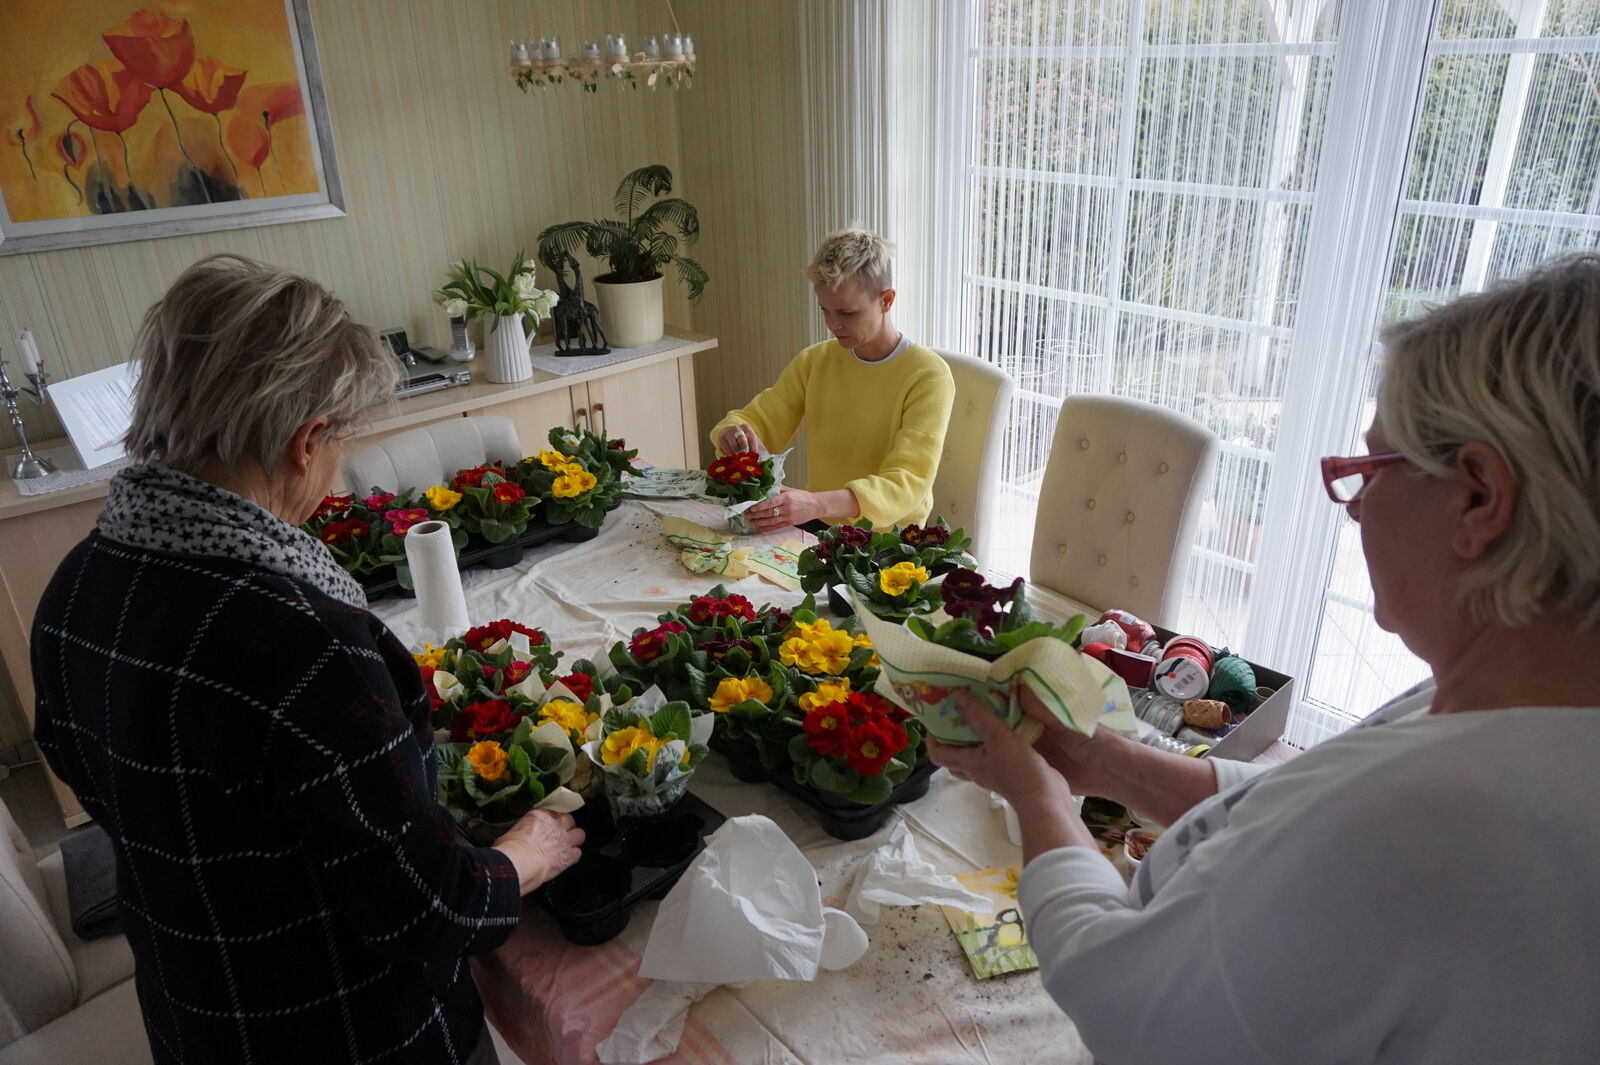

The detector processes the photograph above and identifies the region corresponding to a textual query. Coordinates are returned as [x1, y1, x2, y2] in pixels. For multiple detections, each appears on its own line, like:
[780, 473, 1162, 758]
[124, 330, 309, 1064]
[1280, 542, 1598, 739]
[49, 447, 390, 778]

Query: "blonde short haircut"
[804, 226, 895, 293]
[1378, 252, 1600, 629]
[125, 254, 396, 476]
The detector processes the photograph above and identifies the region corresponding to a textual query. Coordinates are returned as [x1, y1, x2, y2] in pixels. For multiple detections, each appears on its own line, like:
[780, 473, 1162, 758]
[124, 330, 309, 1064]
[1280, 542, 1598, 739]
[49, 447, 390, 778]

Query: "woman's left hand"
[928, 690, 1068, 808]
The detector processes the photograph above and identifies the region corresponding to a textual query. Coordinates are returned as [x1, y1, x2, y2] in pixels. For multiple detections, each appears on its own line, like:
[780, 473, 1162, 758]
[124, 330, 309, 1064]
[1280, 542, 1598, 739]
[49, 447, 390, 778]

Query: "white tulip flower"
[442, 298, 469, 319]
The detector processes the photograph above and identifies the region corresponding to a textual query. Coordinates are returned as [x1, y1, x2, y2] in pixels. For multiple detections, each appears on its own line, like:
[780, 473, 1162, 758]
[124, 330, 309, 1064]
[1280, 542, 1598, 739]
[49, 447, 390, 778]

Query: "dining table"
[371, 497, 1285, 1065]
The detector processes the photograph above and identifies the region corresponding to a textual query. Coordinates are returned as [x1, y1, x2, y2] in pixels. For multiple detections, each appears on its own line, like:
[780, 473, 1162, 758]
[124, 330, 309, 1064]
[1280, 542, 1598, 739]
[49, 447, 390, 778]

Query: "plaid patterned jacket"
[32, 533, 522, 1064]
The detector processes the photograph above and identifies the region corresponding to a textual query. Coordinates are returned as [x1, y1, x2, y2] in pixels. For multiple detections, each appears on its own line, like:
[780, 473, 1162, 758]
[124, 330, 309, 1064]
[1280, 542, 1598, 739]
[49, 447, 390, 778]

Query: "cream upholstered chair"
[0, 799, 149, 1064]
[1029, 395, 1218, 627]
[341, 416, 524, 496]
[930, 351, 1015, 569]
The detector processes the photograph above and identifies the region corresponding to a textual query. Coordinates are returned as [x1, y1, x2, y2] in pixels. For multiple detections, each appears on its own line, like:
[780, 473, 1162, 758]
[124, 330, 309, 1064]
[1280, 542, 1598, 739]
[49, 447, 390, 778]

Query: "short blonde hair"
[804, 226, 894, 293]
[125, 254, 396, 475]
[1378, 253, 1600, 628]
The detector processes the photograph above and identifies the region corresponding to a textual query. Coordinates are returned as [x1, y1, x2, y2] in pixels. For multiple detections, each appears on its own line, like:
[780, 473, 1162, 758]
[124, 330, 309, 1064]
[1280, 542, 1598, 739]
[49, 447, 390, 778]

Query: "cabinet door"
[587, 359, 689, 468]
[472, 388, 584, 457]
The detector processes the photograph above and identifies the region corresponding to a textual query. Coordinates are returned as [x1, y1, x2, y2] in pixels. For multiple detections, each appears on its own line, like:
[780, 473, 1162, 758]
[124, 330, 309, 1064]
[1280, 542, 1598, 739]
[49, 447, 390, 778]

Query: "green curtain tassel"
[1207, 654, 1258, 714]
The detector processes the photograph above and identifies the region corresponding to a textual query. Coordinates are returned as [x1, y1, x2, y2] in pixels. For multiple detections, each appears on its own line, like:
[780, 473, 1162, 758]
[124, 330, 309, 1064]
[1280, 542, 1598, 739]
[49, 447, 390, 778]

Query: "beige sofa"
[0, 798, 150, 1064]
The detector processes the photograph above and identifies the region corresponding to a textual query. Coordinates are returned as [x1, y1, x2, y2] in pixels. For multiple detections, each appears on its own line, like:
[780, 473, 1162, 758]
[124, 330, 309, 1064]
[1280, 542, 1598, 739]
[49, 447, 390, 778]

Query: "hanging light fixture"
[510, 0, 696, 94]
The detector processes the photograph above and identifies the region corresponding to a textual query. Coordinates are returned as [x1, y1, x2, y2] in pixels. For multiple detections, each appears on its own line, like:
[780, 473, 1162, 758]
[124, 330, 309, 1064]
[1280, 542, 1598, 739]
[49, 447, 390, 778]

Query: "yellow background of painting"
[0, 0, 315, 223]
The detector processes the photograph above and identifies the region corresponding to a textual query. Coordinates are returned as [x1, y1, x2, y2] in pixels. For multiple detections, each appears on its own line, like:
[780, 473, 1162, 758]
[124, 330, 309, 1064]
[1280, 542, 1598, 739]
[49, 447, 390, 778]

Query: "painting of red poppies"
[0, 0, 341, 254]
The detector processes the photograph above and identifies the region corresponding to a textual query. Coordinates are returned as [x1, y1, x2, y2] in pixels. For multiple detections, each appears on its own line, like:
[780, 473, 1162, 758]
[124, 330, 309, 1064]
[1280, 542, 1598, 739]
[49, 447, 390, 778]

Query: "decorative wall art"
[0, 0, 342, 254]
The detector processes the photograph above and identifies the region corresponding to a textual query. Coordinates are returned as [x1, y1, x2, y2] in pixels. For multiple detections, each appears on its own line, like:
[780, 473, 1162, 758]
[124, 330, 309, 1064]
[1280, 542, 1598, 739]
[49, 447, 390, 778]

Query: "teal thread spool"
[1207, 654, 1258, 715]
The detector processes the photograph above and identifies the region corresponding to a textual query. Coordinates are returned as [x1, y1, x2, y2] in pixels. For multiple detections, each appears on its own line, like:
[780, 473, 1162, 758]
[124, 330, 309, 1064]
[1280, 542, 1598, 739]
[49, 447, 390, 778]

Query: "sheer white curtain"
[797, 0, 1600, 742]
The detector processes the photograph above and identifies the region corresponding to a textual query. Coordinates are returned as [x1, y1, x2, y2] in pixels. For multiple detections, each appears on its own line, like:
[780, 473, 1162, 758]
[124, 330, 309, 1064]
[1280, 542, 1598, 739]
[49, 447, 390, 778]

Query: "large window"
[931, 0, 1600, 743]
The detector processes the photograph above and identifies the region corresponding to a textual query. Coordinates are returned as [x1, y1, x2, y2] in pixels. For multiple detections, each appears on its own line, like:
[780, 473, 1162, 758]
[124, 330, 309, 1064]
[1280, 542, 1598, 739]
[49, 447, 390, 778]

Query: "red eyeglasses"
[1320, 452, 1408, 503]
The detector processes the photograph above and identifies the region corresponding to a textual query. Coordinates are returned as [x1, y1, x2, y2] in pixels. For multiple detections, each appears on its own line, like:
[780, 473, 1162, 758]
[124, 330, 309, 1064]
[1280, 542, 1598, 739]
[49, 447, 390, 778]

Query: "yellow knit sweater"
[710, 339, 955, 528]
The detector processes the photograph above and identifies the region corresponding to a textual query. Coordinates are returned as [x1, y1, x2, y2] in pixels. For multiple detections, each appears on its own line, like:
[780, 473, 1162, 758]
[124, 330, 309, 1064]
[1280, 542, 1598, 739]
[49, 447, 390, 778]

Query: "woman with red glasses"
[930, 255, 1600, 1063]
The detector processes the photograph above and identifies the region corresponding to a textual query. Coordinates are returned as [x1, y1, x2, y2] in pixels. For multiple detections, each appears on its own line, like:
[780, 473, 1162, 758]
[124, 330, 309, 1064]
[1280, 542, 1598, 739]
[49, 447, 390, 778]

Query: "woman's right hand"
[493, 809, 585, 895]
[1018, 685, 1124, 798]
[716, 423, 761, 456]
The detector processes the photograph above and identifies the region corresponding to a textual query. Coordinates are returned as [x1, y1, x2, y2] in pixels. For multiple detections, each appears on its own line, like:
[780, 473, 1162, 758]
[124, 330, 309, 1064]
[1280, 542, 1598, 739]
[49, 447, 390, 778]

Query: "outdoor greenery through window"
[955, 0, 1600, 744]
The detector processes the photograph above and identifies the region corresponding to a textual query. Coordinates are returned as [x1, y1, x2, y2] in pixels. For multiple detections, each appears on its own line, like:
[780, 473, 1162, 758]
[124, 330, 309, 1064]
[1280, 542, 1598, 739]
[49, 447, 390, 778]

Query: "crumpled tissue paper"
[596, 815, 865, 1065]
[841, 821, 991, 926]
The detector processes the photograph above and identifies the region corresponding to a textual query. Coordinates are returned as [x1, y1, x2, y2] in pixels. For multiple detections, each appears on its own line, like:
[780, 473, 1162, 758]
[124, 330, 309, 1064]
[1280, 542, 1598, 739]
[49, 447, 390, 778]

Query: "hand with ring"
[749, 486, 813, 531]
[716, 422, 762, 456]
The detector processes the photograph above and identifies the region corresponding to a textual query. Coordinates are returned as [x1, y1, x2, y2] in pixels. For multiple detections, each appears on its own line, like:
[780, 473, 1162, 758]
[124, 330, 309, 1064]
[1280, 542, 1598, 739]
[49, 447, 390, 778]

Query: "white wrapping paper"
[403, 520, 470, 642]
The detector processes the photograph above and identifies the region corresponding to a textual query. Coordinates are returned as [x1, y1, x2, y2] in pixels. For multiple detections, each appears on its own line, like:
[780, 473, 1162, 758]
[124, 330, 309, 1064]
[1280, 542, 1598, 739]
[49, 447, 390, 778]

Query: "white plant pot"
[483, 312, 534, 383]
[592, 274, 665, 349]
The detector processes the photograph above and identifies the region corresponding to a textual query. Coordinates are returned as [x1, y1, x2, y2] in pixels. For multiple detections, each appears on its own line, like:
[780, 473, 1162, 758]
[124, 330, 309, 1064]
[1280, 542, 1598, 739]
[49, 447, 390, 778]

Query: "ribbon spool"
[1206, 654, 1258, 714]
[1153, 636, 1213, 700]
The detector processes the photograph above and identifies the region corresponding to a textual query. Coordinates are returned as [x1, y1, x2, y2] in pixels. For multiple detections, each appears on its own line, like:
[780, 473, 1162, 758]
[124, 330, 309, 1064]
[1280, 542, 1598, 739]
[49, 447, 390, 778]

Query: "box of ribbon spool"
[1138, 620, 1294, 761]
[1023, 587, 1294, 761]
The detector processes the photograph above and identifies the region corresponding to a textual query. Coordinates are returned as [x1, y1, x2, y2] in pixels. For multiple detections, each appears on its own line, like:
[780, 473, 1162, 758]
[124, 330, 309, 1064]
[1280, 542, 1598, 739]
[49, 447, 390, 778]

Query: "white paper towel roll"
[404, 520, 469, 642]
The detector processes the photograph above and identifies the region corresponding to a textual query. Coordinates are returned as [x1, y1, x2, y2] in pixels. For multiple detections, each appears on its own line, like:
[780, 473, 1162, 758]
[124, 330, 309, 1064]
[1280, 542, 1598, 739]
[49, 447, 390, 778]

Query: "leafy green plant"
[433, 251, 557, 327]
[537, 164, 709, 299]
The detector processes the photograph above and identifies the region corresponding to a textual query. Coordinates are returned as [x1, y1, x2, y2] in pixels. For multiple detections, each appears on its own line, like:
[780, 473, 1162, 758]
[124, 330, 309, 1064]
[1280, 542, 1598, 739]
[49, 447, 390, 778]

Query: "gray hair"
[804, 225, 895, 293]
[1378, 252, 1600, 628]
[124, 254, 396, 476]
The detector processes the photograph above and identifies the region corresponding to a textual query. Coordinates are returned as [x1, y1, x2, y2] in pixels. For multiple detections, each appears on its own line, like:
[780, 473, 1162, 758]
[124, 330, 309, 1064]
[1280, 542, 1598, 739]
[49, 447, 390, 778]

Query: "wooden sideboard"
[0, 330, 716, 827]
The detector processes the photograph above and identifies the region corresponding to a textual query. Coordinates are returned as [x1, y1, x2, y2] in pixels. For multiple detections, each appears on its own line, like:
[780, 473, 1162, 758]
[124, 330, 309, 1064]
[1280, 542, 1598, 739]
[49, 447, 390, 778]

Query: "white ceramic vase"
[483, 312, 534, 383]
[592, 274, 665, 349]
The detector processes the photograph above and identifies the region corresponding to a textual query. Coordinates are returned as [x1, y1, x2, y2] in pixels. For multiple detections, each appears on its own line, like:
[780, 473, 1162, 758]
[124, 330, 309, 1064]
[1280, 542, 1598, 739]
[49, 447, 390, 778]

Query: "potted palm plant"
[537, 164, 708, 348]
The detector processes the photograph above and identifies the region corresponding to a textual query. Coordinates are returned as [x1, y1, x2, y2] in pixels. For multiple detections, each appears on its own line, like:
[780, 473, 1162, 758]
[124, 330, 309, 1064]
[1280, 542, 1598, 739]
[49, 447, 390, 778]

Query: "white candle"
[544, 36, 561, 60]
[584, 40, 601, 61]
[643, 35, 660, 58]
[663, 33, 684, 57]
[608, 33, 628, 58]
[17, 330, 39, 377]
[683, 35, 695, 60]
[509, 39, 531, 65]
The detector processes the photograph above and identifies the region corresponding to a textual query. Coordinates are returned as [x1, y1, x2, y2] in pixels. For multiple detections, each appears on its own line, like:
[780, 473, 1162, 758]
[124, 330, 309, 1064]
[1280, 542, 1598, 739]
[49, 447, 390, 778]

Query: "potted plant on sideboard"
[537, 164, 708, 348]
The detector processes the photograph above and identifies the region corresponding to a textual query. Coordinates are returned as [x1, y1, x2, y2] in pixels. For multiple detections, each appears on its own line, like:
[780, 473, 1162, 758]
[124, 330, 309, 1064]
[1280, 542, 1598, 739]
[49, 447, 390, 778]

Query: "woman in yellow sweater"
[711, 227, 955, 532]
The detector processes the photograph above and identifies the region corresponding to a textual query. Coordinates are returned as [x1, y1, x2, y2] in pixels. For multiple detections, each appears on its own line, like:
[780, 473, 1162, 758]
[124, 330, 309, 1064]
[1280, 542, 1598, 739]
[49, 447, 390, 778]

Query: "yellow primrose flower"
[709, 675, 774, 713]
[412, 643, 444, 669]
[601, 725, 661, 770]
[425, 485, 462, 511]
[552, 468, 599, 499]
[466, 741, 510, 783]
[878, 561, 929, 597]
[807, 628, 856, 674]
[852, 631, 879, 667]
[538, 448, 574, 470]
[798, 679, 851, 713]
[786, 618, 833, 643]
[539, 699, 596, 735]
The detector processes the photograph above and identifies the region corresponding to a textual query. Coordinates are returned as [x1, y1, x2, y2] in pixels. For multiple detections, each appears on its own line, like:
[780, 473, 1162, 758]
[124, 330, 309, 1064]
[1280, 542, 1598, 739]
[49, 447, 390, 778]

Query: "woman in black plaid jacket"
[31, 255, 583, 1065]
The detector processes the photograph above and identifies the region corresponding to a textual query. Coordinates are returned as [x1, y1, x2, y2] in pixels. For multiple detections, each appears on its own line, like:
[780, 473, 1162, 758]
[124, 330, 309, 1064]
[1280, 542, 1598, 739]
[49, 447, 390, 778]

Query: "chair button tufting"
[1058, 544, 1068, 556]
[1086, 498, 1096, 510]
[1158, 462, 1170, 473]
[1125, 511, 1136, 523]
[1118, 452, 1127, 463]
[1079, 438, 1091, 450]
[1097, 554, 1107, 566]
[1130, 575, 1140, 587]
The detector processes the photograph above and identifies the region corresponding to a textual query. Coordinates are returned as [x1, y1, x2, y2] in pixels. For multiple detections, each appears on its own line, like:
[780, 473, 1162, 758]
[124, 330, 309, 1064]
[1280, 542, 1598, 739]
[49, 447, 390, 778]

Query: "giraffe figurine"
[551, 253, 610, 356]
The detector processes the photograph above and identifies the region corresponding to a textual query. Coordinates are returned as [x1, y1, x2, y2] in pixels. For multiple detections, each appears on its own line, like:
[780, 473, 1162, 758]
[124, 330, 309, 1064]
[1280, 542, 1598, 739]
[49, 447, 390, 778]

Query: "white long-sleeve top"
[1018, 687, 1600, 1064]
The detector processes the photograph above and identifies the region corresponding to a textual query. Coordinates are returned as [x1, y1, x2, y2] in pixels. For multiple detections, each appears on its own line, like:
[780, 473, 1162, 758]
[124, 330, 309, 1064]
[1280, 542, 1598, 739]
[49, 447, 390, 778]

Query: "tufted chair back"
[1030, 395, 1218, 627]
[930, 351, 1015, 569]
[341, 416, 525, 496]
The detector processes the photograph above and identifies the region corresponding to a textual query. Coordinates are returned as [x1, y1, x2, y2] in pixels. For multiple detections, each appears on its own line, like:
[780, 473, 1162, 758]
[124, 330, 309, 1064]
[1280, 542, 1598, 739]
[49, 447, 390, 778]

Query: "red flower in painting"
[52, 63, 153, 134]
[3, 95, 40, 148]
[103, 9, 196, 89]
[225, 82, 305, 171]
[558, 672, 594, 703]
[628, 621, 687, 662]
[172, 56, 247, 114]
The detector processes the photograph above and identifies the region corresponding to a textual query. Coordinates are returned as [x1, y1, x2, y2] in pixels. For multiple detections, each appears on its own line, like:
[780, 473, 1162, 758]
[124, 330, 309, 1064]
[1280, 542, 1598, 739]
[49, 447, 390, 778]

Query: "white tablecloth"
[372, 500, 1101, 1065]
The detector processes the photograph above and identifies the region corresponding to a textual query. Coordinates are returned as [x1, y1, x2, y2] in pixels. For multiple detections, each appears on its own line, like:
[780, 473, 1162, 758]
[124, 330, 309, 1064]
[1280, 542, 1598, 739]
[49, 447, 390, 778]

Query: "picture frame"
[0, 0, 343, 255]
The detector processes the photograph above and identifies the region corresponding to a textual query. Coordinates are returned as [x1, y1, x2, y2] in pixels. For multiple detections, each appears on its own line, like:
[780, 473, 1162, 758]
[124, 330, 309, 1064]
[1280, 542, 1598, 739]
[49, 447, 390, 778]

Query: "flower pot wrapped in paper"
[798, 518, 975, 619]
[850, 570, 1133, 744]
[414, 619, 563, 739]
[583, 687, 712, 818]
[437, 717, 586, 845]
[704, 449, 790, 534]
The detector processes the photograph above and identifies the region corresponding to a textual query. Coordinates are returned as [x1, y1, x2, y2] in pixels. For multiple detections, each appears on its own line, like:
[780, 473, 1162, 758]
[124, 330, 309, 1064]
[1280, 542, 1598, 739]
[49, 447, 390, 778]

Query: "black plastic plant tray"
[532, 790, 726, 946]
[710, 734, 939, 841]
[359, 520, 601, 601]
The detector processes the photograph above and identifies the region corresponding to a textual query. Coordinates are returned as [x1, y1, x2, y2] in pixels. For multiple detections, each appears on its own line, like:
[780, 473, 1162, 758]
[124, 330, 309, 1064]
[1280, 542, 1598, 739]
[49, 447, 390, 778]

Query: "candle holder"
[0, 348, 54, 479]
